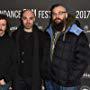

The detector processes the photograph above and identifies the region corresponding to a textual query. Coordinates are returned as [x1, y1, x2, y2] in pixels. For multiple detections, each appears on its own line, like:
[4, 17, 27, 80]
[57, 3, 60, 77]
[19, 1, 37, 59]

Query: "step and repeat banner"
[0, 0, 90, 90]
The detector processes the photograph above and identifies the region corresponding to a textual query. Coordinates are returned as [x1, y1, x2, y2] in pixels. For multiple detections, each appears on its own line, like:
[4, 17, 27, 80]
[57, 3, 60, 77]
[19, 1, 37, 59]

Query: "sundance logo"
[80, 85, 90, 90]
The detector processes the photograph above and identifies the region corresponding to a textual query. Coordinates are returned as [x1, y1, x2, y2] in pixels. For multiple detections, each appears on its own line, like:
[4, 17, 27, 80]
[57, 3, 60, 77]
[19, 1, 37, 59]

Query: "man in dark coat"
[0, 14, 18, 89]
[41, 4, 90, 90]
[12, 9, 43, 90]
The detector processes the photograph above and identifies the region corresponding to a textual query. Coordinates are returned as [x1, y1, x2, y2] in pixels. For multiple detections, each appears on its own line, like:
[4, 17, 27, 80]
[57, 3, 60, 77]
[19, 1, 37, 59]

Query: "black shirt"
[19, 30, 34, 78]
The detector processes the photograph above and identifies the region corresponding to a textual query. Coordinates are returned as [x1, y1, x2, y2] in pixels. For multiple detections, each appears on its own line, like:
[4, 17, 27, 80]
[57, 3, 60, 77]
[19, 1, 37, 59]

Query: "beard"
[24, 24, 32, 29]
[52, 18, 65, 31]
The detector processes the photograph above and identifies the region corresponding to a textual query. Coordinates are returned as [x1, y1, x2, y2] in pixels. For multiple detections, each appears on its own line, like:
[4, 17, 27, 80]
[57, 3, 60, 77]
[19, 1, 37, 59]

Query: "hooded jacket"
[41, 17, 90, 86]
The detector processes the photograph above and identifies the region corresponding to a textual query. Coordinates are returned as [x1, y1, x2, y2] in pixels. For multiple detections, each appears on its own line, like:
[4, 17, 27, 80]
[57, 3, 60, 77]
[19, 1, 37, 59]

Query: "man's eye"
[29, 17, 34, 20]
[52, 11, 66, 16]
[2, 24, 6, 26]
[22, 17, 27, 20]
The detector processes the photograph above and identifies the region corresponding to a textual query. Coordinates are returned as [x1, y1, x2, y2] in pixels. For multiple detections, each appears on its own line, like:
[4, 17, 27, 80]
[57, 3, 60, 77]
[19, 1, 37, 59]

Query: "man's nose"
[55, 14, 61, 19]
[26, 18, 30, 22]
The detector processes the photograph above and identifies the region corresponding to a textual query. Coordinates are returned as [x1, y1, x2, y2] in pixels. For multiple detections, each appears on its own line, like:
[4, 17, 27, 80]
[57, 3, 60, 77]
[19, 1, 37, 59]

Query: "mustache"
[54, 18, 62, 21]
[0, 29, 3, 31]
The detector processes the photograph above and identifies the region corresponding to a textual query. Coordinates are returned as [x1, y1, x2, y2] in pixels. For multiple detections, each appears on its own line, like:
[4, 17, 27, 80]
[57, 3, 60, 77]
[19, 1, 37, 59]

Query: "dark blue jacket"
[41, 24, 90, 86]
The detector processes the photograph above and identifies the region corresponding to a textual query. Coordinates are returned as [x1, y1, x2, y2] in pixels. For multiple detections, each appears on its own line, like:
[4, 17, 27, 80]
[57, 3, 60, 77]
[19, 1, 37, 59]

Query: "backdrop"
[0, 0, 90, 90]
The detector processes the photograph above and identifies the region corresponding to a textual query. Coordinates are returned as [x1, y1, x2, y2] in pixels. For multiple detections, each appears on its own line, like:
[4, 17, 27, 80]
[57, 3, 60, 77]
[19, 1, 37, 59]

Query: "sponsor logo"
[80, 85, 90, 90]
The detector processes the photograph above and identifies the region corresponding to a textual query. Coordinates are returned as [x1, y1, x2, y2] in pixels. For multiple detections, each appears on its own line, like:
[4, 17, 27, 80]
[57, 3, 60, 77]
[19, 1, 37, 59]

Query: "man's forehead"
[53, 6, 67, 12]
[0, 19, 7, 22]
[22, 10, 35, 17]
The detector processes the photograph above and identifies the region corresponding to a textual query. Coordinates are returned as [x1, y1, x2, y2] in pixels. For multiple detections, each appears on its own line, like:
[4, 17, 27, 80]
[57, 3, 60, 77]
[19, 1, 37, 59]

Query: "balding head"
[21, 9, 35, 18]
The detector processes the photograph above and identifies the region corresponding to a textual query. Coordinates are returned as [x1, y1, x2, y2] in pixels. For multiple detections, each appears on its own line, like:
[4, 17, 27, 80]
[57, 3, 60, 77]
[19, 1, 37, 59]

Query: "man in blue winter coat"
[41, 4, 90, 90]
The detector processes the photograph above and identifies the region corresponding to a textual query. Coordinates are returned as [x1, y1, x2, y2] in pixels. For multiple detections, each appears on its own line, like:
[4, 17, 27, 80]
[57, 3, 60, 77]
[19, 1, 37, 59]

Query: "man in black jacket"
[12, 9, 43, 90]
[0, 14, 18, 89]
[41, 4, 90, 90]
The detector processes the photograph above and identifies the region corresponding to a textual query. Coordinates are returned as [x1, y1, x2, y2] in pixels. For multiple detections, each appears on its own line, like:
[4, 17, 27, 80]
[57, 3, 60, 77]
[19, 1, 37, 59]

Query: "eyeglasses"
[52, 11, 67, 16]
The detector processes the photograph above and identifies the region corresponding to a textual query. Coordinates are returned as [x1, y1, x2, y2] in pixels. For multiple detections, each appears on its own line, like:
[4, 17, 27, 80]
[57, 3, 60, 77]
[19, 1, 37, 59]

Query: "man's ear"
[33, 17, 35, 22]
[65, 13, 68, 19]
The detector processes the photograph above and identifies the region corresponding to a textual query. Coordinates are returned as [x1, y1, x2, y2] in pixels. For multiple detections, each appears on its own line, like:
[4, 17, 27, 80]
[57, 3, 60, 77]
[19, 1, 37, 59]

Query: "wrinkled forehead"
[22, 10, 35, 18]
[52, 6, 67, 13]
[0, 19, 7, 23]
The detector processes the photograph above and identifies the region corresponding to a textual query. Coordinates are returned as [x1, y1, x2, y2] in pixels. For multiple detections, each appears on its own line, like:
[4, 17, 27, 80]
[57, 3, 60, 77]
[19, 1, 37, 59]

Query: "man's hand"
[0, 79, 6, 85]
[9, 87, 12, 90]
[0, 79, 12, 90]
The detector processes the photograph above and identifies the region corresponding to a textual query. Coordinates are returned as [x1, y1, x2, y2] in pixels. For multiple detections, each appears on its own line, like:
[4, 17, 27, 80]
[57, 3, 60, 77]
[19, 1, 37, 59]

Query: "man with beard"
[41, 4, 90, 90]
[12, 9, 43, 90]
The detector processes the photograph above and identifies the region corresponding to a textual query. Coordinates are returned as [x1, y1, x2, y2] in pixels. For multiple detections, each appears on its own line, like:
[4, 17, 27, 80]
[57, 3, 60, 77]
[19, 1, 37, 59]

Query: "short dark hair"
[0, 14, 9, 31]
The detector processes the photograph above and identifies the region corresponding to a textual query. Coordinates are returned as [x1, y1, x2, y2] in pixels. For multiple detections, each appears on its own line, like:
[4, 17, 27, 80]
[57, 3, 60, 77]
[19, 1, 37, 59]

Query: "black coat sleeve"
[5, 40, 18, 83]
[68, 32, 90, 81]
